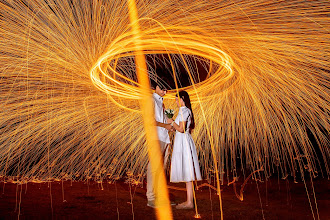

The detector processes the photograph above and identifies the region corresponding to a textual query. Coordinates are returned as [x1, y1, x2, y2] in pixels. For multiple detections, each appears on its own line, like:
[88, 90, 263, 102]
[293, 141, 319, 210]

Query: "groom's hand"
[167, 118, 173, 123]
[164, 124, 172, 131]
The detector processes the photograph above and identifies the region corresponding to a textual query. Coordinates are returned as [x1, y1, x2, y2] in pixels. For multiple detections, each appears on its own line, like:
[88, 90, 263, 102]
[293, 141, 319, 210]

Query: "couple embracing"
[146, 80, 202, 210]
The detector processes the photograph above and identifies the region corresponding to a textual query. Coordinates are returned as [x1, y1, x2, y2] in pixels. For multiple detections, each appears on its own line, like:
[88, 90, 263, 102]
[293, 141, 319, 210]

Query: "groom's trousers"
[146, 140, 170, 202]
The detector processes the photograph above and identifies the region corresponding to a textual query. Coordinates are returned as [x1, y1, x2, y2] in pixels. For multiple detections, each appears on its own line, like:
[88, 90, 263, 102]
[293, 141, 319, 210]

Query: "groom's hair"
[150, 78, 158, 90]
[150, 69, 171, 90]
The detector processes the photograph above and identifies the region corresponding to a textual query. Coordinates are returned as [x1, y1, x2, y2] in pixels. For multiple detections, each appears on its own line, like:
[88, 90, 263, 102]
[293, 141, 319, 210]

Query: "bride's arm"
[167, 118, 186, 133]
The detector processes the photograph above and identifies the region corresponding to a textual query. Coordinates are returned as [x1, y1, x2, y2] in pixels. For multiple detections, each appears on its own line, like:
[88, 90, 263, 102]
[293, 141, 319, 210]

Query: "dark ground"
[0, 177, 329, 220]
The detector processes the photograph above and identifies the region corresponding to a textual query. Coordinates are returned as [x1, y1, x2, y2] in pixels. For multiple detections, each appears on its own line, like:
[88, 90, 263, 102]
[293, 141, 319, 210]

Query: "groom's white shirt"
[153, 93, 170, 144]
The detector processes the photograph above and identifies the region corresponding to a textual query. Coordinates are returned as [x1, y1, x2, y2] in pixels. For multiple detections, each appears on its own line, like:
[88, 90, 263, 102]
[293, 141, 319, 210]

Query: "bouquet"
[164, 109, 174, 119]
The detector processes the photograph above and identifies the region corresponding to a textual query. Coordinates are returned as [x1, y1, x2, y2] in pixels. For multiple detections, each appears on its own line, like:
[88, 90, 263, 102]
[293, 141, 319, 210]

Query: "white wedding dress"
[170, 106, 202, 182]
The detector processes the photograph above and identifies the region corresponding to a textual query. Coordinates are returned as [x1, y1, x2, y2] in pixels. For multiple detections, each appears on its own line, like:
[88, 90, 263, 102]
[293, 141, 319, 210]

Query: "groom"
[146, 78, 173, 208]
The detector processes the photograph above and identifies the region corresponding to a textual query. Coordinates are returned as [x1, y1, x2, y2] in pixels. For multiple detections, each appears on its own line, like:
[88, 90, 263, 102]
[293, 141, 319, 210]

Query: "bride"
[167, 90, 202, 209]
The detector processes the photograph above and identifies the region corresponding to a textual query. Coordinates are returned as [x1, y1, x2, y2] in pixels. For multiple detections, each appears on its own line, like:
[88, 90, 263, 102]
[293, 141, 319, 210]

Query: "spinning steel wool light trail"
[0, 0, 329, 189]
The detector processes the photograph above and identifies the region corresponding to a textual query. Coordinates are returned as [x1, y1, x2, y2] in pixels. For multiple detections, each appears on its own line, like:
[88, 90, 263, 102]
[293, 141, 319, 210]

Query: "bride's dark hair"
[177, 90, 195, 131]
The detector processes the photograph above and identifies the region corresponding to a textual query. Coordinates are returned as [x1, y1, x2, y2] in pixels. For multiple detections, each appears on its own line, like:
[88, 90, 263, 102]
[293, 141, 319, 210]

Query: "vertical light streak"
[126, 0, 172, 219]
[179, 53, 224, 219]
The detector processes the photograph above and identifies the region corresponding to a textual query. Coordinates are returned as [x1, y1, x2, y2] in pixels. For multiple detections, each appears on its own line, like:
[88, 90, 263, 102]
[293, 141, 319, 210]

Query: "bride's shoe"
[176, 202, 194, 209]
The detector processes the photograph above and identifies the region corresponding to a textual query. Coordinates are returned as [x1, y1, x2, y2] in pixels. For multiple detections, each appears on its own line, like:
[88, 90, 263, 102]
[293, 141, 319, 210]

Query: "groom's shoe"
[147, 200, 156, 208]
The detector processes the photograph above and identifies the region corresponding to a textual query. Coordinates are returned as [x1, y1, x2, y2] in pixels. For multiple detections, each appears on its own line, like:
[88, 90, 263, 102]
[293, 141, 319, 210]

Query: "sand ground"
[0, 177, 329, 220]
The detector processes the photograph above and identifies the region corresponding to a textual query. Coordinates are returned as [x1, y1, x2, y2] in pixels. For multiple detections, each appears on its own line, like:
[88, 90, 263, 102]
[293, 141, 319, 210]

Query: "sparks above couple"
[147, 81, 202, 210]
